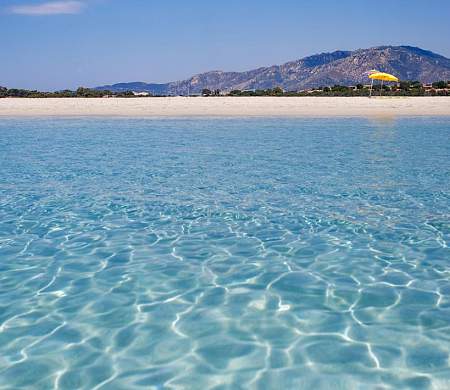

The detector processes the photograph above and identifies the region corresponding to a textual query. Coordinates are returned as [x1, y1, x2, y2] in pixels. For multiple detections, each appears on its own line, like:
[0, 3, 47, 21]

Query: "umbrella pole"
[380, 80, 383, 96]
[369, 78, 374, 98]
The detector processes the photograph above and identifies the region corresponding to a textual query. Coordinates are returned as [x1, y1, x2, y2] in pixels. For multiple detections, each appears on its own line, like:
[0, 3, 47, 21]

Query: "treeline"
[2, 81, 449, 98]
[0, 86, 140, 98]
[226, 80, 450, 97]
[228, 87, 285, 96]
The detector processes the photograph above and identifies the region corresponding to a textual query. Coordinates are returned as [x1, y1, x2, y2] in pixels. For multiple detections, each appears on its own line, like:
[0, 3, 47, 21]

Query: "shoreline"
[1, 97, 449, 117]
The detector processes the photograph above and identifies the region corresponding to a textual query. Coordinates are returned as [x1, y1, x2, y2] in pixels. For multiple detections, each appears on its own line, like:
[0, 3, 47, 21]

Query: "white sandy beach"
[0, 97, 449, 117]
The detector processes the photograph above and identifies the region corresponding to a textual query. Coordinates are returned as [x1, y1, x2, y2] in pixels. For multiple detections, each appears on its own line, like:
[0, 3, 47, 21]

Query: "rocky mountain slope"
[96, 46, 450, 94]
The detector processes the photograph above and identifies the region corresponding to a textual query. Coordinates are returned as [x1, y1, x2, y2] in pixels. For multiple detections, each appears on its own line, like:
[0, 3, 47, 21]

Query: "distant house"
[132, 91, 150, 96]
[307, 89, 323, 93]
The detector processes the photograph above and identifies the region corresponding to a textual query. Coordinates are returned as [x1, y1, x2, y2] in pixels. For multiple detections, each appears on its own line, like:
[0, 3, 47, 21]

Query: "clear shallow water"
[0, 117, 449, 389]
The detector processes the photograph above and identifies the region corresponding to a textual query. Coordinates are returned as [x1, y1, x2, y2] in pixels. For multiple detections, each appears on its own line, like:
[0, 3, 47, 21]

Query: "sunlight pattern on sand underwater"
[0, 117, 449, 389]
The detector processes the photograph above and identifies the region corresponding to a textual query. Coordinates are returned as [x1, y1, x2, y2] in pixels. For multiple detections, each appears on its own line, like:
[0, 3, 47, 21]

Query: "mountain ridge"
[95, 46, 450, 95]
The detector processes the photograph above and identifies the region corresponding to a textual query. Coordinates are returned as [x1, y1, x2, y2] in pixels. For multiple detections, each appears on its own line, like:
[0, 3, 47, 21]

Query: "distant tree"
[432, 81, 448, 89]
[356, 84, 364, 90]
[272, 86, 284, 95]
[331, 85, 350, 95]
[323, 87, 331, 93]
[214, 89, 221, 96]
[229, 90, 242, 96]
[57, 90, 76, 97]
[116, 90, 134, 97]
[406, 81, 424, 96]
[202, 88, 212, 96]
[76, 87, 88, 96]
[399, 81, 411, 90]
[7, 89, 29, 97]
[75, 87, 106, 97]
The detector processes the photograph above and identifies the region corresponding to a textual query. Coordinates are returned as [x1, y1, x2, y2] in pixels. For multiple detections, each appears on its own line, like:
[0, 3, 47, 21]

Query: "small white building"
[132, 91, 150, 96]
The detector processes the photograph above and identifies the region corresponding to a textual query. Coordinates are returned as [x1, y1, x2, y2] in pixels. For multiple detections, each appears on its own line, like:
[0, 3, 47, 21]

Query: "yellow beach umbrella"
[368, 71, 399, 97]
[369, 72, 399, 82]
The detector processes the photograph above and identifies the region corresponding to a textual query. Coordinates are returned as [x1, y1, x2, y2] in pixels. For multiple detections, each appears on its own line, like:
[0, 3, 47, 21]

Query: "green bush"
[432, 81, 448, 89]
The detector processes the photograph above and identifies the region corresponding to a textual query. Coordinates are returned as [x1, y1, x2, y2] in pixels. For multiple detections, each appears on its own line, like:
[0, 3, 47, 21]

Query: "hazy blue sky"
[2, 0, 450, 90]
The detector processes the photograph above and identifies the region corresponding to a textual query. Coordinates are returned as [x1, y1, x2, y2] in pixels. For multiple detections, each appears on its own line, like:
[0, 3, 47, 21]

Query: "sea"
[0, 117, 449, 389]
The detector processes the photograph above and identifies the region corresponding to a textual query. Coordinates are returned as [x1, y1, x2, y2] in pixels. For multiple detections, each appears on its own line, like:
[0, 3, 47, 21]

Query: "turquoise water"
[0, 117, 449, 389]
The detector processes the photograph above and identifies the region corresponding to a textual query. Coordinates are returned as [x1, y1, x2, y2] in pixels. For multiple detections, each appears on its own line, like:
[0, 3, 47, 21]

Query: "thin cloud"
[10, 1, 85, 15]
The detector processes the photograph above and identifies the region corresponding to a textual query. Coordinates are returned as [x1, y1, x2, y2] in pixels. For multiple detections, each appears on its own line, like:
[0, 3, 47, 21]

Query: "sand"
[0, 97, 449, 117]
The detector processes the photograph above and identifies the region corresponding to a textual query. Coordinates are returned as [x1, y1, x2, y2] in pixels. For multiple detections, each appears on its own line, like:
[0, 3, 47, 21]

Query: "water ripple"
[0, 117, 449, 389]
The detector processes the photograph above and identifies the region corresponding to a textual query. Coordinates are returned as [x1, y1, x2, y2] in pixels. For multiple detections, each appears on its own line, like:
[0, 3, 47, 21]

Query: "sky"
[1, 0, 450, 91]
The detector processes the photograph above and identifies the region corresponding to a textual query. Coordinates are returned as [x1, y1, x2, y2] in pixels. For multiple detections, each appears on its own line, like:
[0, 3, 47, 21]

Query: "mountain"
[96, 46, 450, 94]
